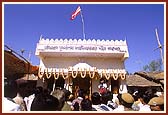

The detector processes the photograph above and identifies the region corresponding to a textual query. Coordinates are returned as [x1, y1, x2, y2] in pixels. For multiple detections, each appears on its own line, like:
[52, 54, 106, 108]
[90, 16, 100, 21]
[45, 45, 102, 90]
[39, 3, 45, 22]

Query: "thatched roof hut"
[126, 71, 164, 94]
[134, 71, 164, 88]
[4, 49, 39, 98]
[4, 50, 39, 81]
[126, 74, 162, 87]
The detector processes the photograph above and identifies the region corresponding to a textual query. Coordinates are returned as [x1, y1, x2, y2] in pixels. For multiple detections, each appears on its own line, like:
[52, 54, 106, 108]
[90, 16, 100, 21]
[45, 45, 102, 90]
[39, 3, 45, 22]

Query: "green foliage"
[143, 59, 162, 72]
[143, 65, 149, 71]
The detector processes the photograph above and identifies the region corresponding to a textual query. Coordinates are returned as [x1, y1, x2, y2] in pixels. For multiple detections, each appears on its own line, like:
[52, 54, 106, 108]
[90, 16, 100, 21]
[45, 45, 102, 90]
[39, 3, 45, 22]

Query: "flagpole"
[155, 28, 164, 65]
[80, 9, 86, 39]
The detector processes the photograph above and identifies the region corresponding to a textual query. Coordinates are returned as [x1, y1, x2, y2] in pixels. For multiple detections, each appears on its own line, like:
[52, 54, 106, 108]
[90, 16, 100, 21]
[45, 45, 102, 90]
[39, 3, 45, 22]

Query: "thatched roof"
[4, 50, 39, 80]
[134, 71, 164, 87]
[145, 71, 164, 80]
[126, 74, 161, 87]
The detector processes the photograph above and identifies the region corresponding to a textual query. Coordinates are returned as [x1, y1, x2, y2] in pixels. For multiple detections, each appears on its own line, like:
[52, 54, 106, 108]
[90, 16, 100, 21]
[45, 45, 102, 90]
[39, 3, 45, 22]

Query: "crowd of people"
[3, 78, 164, 112]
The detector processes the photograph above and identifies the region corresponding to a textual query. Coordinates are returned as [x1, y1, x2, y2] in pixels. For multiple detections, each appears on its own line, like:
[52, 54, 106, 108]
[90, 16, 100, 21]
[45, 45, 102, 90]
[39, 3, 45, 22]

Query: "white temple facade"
[35, 36, 129, 97]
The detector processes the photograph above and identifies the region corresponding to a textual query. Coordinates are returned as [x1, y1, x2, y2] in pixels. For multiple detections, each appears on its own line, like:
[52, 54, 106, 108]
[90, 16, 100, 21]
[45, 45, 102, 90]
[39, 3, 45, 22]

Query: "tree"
[126, 71, 129, 75]
[143, 59, 162, 72]
[143, 65, 149, 71]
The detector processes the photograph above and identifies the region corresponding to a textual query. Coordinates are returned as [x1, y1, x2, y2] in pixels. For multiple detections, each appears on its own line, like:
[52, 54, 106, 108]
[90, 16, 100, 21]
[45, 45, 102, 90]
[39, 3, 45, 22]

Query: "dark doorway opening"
[72, 75, 90, 98]
[111, 78, 119, 94]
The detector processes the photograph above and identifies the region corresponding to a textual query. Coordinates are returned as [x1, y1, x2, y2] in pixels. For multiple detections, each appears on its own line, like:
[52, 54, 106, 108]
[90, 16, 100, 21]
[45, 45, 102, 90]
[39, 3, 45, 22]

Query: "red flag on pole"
[71, 6, 81, 20]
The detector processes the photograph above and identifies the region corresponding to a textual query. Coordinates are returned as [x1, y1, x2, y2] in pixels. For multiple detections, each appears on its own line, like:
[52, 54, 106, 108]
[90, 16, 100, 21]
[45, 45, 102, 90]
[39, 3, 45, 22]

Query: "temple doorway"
[111, 78, 119, 94]
[72, 75, 91, 98]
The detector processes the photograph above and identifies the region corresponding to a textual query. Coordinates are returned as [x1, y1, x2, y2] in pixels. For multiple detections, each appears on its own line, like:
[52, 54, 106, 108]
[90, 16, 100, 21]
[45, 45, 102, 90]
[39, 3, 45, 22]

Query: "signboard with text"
[37, 44, 127, 53]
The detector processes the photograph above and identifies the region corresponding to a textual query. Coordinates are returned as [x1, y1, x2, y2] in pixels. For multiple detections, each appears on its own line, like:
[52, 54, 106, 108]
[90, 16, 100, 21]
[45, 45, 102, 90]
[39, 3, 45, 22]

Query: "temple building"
[35, 36, 129, 97]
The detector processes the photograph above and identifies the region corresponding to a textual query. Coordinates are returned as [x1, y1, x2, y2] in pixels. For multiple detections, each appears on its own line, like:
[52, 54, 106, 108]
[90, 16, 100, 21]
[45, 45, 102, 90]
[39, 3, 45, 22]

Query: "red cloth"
[71, 6, 81, 20]
[99, 87, 107, 94]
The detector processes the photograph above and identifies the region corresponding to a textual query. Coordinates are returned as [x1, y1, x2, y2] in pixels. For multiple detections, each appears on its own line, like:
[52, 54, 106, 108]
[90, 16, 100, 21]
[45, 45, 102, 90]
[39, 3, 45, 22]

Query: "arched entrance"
[71, 63, 93, 98]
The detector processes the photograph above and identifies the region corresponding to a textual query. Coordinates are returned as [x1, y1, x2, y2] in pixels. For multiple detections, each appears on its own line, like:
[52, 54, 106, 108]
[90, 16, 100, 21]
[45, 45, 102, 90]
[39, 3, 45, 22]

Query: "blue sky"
[4, 3, 165, 73]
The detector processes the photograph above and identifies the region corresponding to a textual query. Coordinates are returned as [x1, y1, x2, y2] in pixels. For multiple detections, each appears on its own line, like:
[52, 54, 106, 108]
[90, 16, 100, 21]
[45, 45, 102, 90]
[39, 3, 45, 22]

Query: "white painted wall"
[36, 38, 129, 94]
[92, 78, 100, 93]
[39, 57, 125, 70]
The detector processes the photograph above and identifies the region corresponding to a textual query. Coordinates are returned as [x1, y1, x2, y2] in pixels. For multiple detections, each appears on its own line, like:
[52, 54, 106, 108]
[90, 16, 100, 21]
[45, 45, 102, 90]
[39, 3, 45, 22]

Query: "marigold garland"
[38, 67, 44, 79]
[88, 68, 96, 79]
[45, 68, 52, 79]
[61, 69, 69, 79]
[102, 69, 110, 80]
[53, 69, 60, 80]
[72, 68, 78, 78]
[113, 73, 118, 80]
[121, 73, 126, 80]
[80, 68, 87, 78]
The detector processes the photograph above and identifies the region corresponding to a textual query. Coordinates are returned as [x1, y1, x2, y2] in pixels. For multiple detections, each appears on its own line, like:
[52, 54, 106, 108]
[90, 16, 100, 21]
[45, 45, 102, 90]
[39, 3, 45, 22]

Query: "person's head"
[43, 95, 60, 111]
[91, 92, 101, 105]
[51, 89, 65, 110]
[43, 88, 52, 95]
[73, 102, 80, 111]
[112, 87, 118, 94]
[69, 94, 75, 101]
[117, 93, 134, 108]
[31, 93, 59, 111]
[140, 93, 151, 104]
[81, 98, 92, 111]
[63, 89, 71, 101]
[4, 80, 17, 98]
[145, 88, 154, 99]
[100, 78, 106, 84]
[78, 89, 85, 98]
[34, 86, 43, 96]
[148, 97, 164, 111]
[101, 91, 113, 105]
[15, 79, 28, 97]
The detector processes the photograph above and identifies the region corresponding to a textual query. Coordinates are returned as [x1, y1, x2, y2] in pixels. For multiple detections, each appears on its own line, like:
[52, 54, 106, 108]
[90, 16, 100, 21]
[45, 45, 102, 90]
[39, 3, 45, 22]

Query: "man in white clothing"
[3, 97, 21, 112]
